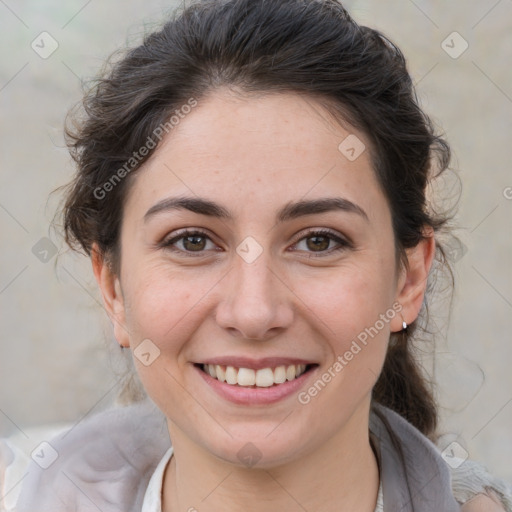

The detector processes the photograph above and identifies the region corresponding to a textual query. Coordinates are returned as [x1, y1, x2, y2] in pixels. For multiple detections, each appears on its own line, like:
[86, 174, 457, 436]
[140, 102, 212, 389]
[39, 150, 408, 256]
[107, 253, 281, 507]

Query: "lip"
[194, 363, 319, 405]
[196, 356, 316, 370]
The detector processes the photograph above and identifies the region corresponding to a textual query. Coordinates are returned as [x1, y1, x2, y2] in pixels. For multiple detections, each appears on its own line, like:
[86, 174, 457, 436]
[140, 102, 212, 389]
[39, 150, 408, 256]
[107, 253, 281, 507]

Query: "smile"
[200, 363, 312, 387]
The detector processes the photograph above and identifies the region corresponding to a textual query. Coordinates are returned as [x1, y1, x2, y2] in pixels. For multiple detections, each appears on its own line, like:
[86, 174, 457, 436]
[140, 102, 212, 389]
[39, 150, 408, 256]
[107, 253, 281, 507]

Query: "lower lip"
[194, 364, 318, 405]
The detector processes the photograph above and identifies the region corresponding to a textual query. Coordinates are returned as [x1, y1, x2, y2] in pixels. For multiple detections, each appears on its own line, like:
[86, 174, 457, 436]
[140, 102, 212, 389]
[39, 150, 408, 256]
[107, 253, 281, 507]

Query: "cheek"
[297, 261, 396, 343]
[295, 268, 395, 419]
[124, 268, 200, 339]
[121, 259, 227, 364]
[295, 260, 396, 404]
[120, 264, 209, 403]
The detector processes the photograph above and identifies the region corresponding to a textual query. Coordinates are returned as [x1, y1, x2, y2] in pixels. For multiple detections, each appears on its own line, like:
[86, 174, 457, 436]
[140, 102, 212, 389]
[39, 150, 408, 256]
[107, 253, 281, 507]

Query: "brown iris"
[183, 235, 207, 251]
[306, 235, 330, 251]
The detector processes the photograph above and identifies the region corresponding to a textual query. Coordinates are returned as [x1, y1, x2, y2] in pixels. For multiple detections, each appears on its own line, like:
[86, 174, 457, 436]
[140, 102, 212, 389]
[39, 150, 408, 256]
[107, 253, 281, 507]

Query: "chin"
[203, 428, 308, 470]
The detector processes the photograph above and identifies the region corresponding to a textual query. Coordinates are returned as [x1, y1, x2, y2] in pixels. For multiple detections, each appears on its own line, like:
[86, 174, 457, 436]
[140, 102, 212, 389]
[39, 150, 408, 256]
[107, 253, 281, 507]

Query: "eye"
[160, 228, 351, 257]
[291, 229, 351, 256]
[160, 229, 218, 255]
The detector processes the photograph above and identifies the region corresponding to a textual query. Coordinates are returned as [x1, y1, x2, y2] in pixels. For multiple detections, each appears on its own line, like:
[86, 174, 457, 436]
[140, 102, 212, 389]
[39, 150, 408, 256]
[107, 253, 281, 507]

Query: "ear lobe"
[91, 244, 130, 348]
[393, 231, 436, 332]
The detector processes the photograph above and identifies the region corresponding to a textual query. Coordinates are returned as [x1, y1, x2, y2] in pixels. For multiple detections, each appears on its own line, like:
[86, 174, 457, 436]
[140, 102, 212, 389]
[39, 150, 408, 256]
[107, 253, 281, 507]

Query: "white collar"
[141, 446, 174, 512]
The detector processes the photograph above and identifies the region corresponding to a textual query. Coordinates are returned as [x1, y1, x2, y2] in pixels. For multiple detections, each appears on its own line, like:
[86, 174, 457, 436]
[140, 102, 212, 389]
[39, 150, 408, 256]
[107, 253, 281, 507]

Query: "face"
[95, 89, 429, 468]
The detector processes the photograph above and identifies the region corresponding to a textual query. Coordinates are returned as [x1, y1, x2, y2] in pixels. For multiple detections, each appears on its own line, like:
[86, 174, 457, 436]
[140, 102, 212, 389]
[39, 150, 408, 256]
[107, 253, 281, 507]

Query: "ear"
[91, 244, 130, 348]
[392, 229, 436, 332]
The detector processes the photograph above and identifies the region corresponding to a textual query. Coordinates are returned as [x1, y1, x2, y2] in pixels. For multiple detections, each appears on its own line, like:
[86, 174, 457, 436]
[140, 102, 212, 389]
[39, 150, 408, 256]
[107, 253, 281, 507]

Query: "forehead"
[123, 89, 385, 222]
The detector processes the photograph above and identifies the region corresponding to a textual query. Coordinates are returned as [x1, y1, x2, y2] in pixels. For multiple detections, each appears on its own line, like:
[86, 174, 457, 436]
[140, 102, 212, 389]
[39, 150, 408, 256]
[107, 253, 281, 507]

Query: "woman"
[9, 0, 512, 510]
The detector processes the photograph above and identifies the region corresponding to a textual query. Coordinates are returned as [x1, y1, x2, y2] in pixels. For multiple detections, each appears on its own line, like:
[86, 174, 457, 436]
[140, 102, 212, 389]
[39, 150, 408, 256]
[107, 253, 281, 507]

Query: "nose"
[214, 251, 294, 341]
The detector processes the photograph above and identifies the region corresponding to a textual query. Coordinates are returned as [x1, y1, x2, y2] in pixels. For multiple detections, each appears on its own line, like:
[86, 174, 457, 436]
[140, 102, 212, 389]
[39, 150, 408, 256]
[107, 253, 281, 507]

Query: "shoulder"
[1, 421, 71, 511]
[449, 457, 512, 512]
[3, 399, 171, 512]
[370, 404, 512, 512]
[460, 493, 507, 512]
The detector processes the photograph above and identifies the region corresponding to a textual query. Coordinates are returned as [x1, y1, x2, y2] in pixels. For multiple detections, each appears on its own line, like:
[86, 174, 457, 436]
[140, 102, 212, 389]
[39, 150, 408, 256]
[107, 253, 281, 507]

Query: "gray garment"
[7, 398, 482, 511]
[369, 405, 460, 511]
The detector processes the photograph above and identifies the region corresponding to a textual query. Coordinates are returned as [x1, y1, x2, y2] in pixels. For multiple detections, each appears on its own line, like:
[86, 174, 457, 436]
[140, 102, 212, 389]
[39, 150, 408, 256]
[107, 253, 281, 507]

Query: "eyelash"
[160, 228, 352, 258]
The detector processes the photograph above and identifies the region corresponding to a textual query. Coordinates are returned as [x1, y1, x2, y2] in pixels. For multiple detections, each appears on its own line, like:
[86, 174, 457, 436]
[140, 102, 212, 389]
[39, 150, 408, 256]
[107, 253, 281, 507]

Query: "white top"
[141, 446, 174, 512]
[141, 447, 384, 512]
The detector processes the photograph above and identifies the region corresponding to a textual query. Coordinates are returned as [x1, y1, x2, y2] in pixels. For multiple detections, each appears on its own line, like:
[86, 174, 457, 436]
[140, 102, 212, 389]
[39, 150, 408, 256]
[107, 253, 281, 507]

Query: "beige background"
[1, 0, 511, 483]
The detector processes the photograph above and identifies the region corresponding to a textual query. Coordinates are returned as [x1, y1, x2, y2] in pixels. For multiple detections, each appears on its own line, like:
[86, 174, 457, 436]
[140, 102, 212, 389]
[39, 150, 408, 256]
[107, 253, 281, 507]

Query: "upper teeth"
[202, 364, 308, 387]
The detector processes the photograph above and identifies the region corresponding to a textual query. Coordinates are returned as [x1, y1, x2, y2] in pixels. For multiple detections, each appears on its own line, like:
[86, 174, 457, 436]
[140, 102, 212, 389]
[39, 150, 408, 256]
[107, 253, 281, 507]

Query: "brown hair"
[62, 0, 454, 439]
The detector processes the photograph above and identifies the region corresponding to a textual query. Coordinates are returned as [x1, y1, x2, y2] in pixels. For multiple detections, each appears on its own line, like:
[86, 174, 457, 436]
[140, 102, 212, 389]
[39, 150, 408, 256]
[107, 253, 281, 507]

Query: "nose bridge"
[215, 247, 292, 339]
[236, 253, 275, 306]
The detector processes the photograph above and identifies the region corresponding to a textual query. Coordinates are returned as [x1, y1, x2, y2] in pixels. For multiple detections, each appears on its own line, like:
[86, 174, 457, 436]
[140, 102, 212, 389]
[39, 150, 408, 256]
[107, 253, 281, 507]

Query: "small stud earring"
[400, 313, 407, 331]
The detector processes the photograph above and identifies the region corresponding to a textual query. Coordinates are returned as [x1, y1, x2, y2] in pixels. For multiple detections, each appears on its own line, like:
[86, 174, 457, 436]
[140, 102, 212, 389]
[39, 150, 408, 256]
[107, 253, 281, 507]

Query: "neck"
[162, 404, 379, 512]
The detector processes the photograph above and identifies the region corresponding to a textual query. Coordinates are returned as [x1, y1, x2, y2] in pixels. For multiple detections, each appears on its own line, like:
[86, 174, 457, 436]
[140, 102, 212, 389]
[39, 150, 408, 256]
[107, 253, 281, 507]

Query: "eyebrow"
[144, 196, 369, 223]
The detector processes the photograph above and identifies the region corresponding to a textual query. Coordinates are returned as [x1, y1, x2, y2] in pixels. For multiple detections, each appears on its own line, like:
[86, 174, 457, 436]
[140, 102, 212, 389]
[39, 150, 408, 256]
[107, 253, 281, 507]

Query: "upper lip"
[196, 357, 317, 370]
